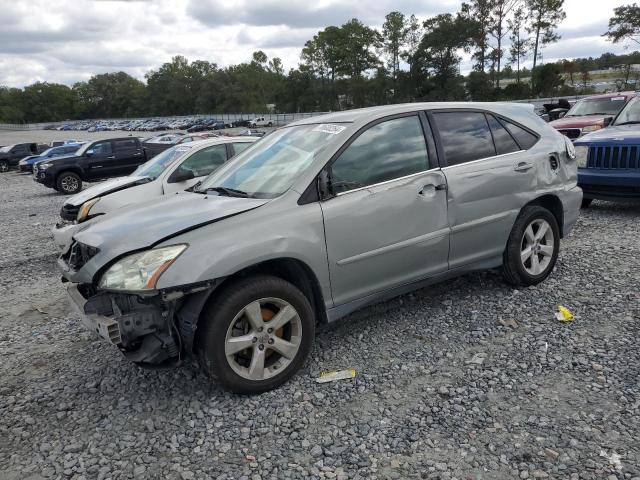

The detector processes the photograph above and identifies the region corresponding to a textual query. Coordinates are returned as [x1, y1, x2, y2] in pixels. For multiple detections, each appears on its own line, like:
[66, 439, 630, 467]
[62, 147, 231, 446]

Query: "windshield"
[0, 145, 13, 153]
[75, 142, 93, 155]
[132, 145, 192, 179]
[197, 124, 343, 198]
[613, 96, 640, 125]
[566, 96, 627, 117]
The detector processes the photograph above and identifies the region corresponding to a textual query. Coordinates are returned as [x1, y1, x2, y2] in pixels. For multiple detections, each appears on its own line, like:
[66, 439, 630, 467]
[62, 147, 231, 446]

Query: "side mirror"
[318, 169, 334, 200]
[169, 168, 195, 183]
[86, 149, 94, 156]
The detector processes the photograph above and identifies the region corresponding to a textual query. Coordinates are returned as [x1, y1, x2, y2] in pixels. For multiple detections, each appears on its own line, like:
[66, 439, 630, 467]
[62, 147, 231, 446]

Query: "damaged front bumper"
[67, 283, 185, 366]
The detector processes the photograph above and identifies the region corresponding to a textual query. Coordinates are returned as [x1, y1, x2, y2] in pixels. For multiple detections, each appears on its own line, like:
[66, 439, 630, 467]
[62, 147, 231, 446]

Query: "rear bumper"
[560, 186, 582, 237]
[578, 168, 640, 200]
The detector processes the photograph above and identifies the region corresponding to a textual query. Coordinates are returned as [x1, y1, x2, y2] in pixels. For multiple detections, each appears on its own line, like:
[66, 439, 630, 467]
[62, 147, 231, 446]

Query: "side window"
[91, 142, 113, 155]
[432, 111, 496, 166]
[486, 114, 520, 155]
[499, 119, 539, 150]
[180, 137, 193, 144]
[180, 145, 228, 177]
[232, 142, 253, 155]
[114, 139, 137, 152]
[12, 145, 26, 154]
[330, 115, 429, 194]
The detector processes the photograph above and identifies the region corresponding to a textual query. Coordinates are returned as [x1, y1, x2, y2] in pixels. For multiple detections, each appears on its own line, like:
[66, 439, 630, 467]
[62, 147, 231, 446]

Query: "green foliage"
[530, 63, 564, 96]
[604, 3, 640, 45]
[526, 0, 566, 68]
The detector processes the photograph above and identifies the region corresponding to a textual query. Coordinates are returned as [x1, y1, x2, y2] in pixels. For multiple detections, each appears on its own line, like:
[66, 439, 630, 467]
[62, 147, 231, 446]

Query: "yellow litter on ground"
[555, 305, 574, 322]
[315, 369, 357, 383]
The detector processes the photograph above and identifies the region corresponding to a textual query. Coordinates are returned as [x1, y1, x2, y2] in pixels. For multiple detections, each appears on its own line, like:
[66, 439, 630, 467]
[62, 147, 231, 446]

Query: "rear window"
[232, 142, 253, 155]
[499, 119, 538, 150]
[433, 111, 495, 166]
[486, 114, 520, 155]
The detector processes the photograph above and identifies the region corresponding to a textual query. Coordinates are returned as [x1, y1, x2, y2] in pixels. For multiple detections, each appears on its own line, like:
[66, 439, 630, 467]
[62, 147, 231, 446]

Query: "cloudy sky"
[0, 0, 632, 88]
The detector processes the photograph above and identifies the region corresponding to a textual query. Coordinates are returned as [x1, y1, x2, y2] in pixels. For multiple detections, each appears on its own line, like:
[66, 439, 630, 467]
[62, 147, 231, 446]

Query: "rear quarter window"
[432, 111, 496, 166]
[499, 118, 539, 150]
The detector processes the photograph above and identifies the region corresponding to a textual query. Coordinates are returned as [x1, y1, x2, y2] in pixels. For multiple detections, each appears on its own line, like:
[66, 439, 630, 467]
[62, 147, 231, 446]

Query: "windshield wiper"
[615, 120, 640, 125]
[203, 186, 250, 198]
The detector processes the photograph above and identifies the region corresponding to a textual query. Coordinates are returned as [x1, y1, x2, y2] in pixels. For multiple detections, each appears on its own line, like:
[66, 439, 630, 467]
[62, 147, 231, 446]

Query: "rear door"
[163, 144, 229, 194]
[320, 113, 450, 306]
[113, 139, 145, 174]
[429, 110, 540, 269]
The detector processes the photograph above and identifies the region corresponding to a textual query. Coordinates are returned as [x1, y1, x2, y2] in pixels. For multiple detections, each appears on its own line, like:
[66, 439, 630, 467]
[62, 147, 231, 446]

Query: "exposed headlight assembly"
[77, 197, 100, 222]
[39, 163, 53, 170]
[574, 146, 588, 168]
[99, 244, 187, 291]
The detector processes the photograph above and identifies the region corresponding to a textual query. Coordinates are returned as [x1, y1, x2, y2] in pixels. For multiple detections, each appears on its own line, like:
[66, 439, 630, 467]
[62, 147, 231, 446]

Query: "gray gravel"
[1, 168, 640, 480]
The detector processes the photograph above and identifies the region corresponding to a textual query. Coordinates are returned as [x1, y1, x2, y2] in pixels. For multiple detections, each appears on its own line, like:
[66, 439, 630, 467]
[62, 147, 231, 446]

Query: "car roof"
[189, 136, 260, 148]
[288, 102, 537, 127]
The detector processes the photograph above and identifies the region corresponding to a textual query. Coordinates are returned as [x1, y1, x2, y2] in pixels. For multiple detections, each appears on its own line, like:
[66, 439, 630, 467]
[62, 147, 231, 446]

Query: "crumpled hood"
[575, 124, 640, 146]
[73, 191, 268, 256]
[549, 115, 612, 129]
[66, 176, 151, 207]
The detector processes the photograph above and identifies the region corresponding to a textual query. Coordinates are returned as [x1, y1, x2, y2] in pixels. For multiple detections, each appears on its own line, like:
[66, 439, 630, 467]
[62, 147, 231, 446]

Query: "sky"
[0, 0, 633, 88]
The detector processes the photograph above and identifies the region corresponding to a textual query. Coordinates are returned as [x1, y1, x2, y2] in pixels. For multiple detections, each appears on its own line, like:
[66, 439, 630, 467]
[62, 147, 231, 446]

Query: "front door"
[320, 114, 450, 306]
[85, 141, 116, 179]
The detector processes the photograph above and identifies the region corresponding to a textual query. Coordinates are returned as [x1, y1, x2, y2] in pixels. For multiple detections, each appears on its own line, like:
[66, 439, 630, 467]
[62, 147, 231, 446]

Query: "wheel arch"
[55, 168, 84, 184]
[183, 257, 328, 354]
[522, 194, 564, 237]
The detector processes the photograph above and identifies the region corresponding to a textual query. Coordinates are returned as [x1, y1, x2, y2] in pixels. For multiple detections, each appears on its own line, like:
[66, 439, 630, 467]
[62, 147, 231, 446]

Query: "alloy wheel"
[224, 297, 302, 381]
[520, 218, 554, 275]
[61, 176, 79, 193]
[0, 162, 8, 172]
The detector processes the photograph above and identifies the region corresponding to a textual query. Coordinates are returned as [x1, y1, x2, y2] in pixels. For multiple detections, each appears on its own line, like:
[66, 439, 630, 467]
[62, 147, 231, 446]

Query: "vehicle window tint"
[486, 114, 520, 155]
[180, 137, 193, 143]
[114, 139, 137, 151]
[432, 111, 495, 166]
[232, 142, 253, 155]
[91, 142, 112, 155]
[330, 116, 429, 194]
[499, 119, 539, 150]
[180, 145, 228, 177]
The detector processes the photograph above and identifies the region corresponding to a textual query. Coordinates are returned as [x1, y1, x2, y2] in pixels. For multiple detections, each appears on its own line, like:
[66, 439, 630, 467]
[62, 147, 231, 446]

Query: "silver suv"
[60, 103, 582, 393]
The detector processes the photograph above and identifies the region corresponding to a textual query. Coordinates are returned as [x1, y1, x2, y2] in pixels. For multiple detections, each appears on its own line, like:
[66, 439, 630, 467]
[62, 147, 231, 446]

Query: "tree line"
[1, 0, 638, 123]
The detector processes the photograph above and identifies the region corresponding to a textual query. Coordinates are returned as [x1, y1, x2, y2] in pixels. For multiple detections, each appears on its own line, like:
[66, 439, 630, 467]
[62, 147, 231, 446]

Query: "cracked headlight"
[99, 244, 187, 291]
[575, 146, 588, 168]
[77, 197, 100, 222]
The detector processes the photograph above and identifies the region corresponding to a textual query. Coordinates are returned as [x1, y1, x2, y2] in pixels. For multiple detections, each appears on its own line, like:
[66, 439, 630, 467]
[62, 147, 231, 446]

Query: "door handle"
[419, 183, 446, 195]
[107, 156, 115, 159]
[514, 161, 533, 172]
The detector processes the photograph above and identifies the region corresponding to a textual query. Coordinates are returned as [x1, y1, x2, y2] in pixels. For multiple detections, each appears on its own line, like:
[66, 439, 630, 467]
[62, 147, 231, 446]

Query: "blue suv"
[575, 95, 640, 207]
[18, 144, 83, 172]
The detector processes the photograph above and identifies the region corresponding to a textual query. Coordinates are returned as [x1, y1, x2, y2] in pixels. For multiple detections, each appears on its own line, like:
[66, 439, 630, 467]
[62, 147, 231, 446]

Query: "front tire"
[0, 160, 9, 173]
[56, 172, 82, 194]
[502, 205, 560, 287]
[197, 275, 315, 394]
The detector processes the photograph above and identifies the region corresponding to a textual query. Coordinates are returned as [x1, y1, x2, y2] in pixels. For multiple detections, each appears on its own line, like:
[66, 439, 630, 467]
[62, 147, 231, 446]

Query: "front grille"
[60, 203, 80, 221]
[558, 128, 581, 139]
[587, 146, 640, 169]
[62, 241, 100, 271]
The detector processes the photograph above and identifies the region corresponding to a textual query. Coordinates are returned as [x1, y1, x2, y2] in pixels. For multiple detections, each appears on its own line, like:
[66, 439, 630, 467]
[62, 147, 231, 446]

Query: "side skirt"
[325, 256, 503, 323]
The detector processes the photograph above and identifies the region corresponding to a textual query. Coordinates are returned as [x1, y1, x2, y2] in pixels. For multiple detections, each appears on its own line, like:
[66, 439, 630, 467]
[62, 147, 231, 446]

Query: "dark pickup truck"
[0, 143, 44, 172]
[34, 137, 146, 194]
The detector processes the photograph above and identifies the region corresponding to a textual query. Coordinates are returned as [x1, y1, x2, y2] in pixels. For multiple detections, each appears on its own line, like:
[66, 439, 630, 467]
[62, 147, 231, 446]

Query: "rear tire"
[581, 198, 593, 208]
[502, 205, 560, 287]
[197, 275, 315, 394]
[0, 160, 9, 173]
[56, 171, 82, 194]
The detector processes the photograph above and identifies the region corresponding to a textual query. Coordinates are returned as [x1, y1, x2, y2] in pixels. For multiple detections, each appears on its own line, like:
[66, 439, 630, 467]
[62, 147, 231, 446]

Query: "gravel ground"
[1, 166, 639, 480]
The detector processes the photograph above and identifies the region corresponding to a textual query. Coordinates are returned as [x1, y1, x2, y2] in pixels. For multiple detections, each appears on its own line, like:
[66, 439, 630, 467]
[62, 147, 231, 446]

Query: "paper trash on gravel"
[555, 305, 574, 322]
[315, 369, 357, 383]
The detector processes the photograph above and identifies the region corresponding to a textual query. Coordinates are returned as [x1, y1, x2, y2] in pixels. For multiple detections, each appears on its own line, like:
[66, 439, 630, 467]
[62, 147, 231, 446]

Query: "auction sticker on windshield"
[312, 124, 346, 135]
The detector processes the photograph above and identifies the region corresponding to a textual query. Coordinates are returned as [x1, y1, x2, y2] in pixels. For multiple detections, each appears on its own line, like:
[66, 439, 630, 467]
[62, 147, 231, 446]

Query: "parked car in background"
[0, 143, 41, 172]
[53, 136, 259, 248]
[58, 103, 581, 393]
[549, 92, 635, 141]
[575, 95, 640, 207]
[18, 143, 84, 172]
[34, 137, 146, 194]
[142, 133, 218, 158]
[249, 116, 273, 127]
